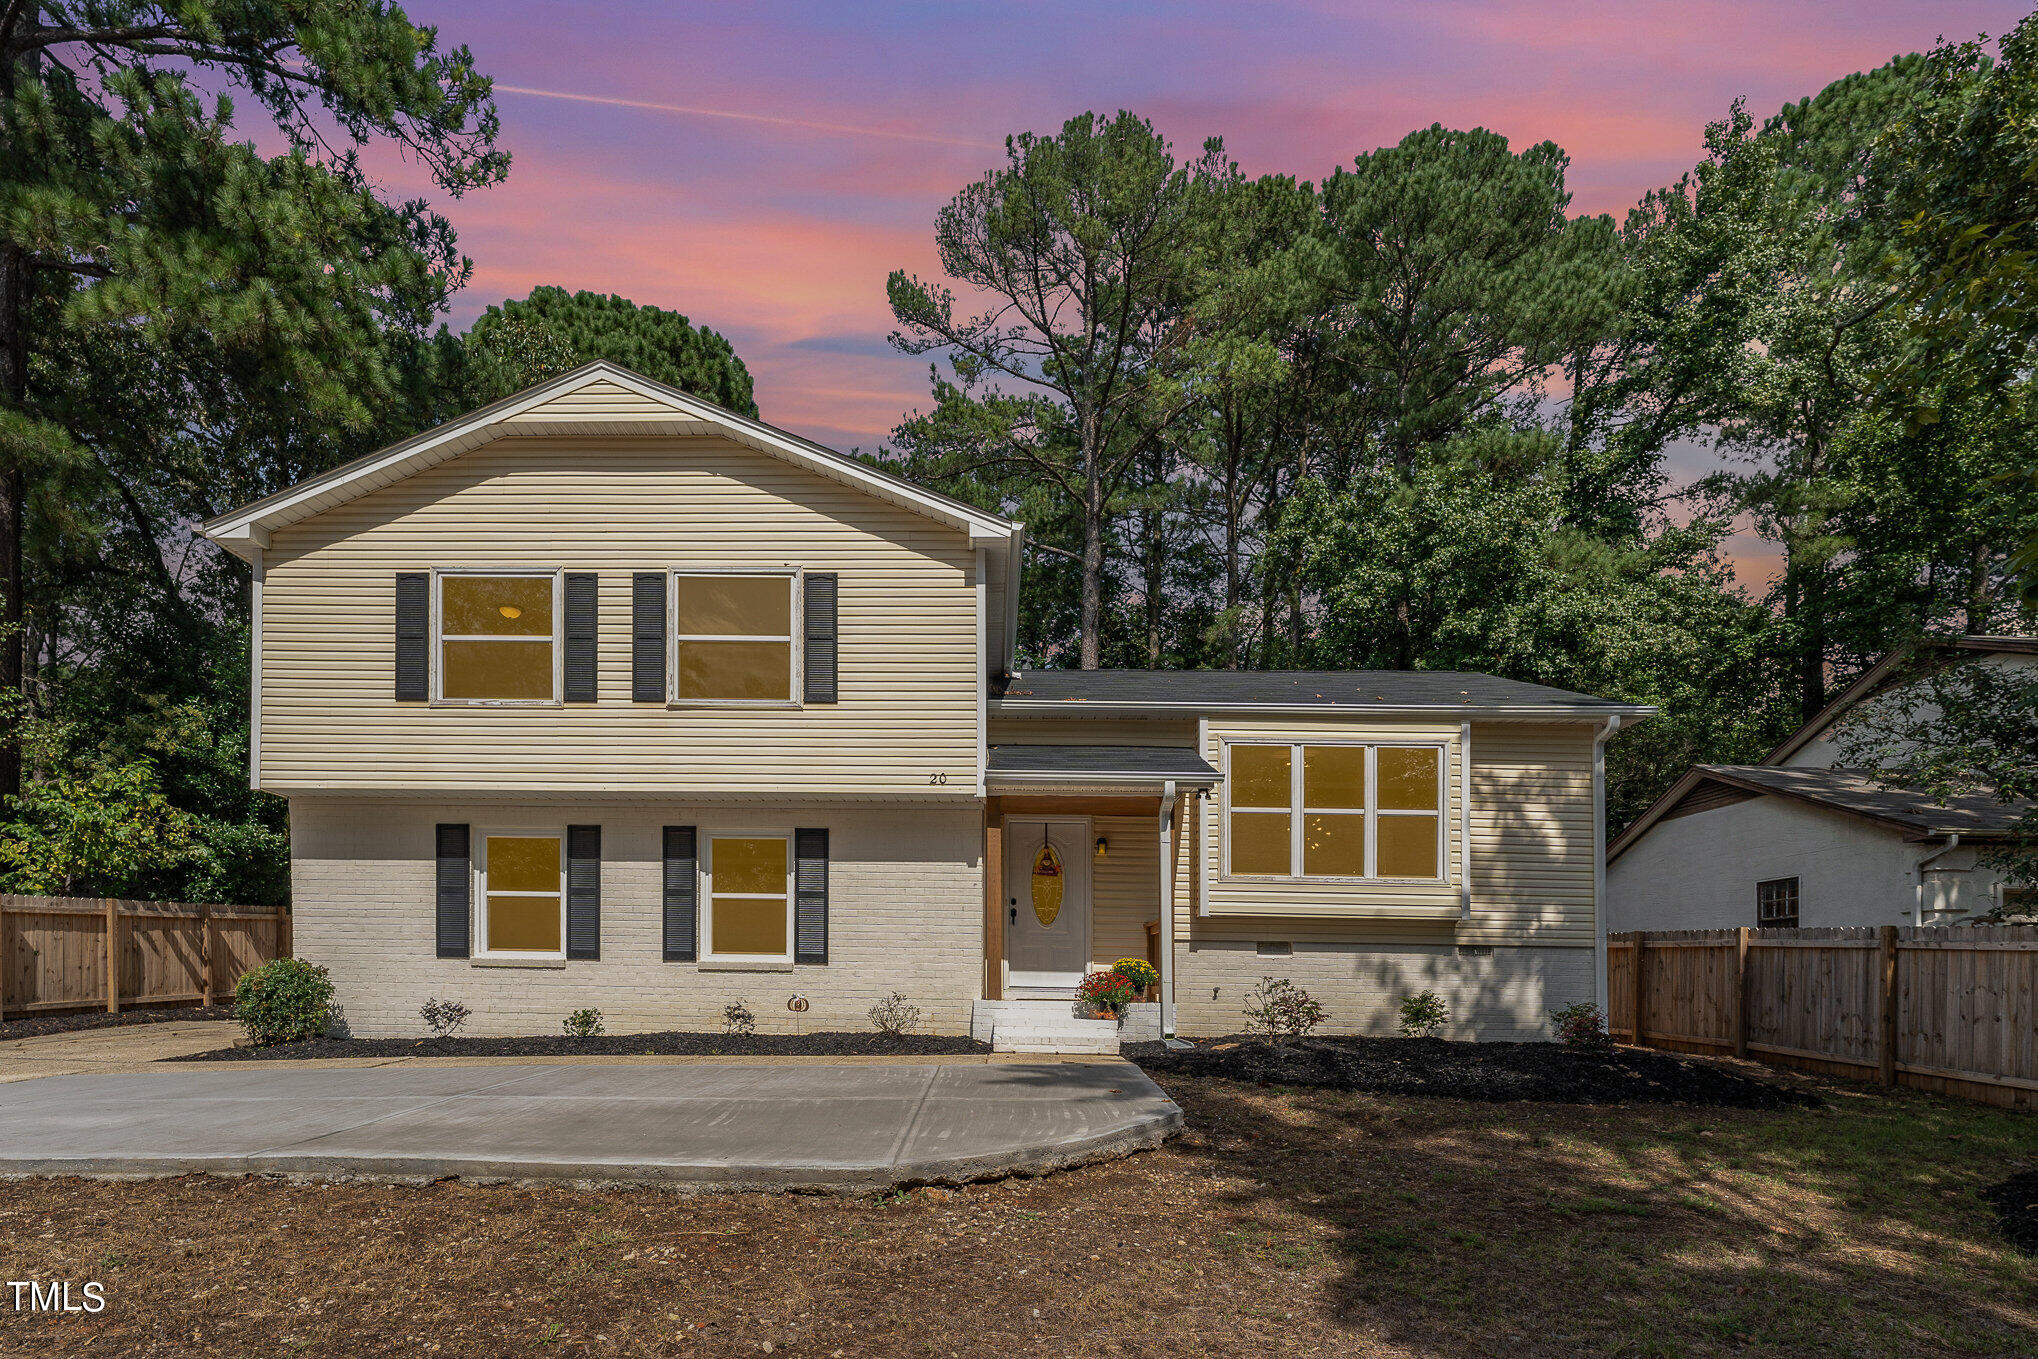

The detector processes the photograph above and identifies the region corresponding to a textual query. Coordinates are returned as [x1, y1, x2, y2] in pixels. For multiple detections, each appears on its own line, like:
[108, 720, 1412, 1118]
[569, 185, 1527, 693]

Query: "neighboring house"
[201, 362, 1652, 1044]
[1608, 637, 2037, 934]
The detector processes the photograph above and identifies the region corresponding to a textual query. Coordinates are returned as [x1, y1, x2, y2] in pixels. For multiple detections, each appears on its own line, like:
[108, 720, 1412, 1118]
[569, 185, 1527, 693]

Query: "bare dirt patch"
[0, 1071, 2029, 1357]
[1130, 1034, 1820, 1108]
[0, 1005, 233, 1044]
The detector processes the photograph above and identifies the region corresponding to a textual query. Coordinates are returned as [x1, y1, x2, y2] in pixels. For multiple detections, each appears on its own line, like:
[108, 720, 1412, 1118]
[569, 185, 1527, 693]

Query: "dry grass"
[0, 1069, 2031, 1357]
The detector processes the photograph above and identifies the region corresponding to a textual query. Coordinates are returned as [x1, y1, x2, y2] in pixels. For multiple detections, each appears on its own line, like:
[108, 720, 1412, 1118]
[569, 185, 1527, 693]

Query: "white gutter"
[974, 546, 987, 798]
[1592, 714, 1622, 1020]
[1914, 833, 1961, 926]
[990, 699, 1658, 721]
[1459, 722, 1472, 920]
[248, 546, 264, 791]
[1159, 779, 1178, 1041]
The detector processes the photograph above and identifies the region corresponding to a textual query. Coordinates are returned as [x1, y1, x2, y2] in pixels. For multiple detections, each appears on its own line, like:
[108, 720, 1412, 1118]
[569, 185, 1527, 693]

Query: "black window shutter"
[804, 572, 838, 704]
[566, 824, 601, 960]
[663, 826, 697, 962]
[563, 573, 599, 702]
[632, 572, 667, 702]
[435, 824, 470, 958]
[395, 573, 430, 701]
[794, 827, 829, 965]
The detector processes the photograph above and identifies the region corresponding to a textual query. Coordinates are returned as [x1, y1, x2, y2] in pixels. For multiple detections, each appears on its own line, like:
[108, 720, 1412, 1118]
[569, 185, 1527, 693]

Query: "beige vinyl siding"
[988, 716, 1200, 746]
[507, 378, 687, 421]
[1456, 722, 1597, 947]
[1090, 813, 1162, 969]
[260, 437, 980, 794]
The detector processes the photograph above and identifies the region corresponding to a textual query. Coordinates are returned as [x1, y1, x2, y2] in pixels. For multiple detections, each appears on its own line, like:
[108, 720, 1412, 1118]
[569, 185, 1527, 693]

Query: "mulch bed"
[1984, 1170, 2038, 1255]
[0, 1005, 234, 1043]
[1127, 1033, 1821, 1108]
[168, 1029, 990, 1061]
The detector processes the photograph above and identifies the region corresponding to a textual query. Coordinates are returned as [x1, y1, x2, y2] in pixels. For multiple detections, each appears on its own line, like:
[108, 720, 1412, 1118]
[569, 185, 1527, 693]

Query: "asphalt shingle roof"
[989, 669, 1640, 711]
[1698, 765, 2029, 837]
[986, 745, 1219, 781]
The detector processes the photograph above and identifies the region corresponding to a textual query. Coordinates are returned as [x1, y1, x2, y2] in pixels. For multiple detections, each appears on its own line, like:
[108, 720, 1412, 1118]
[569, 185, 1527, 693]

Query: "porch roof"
[985, 744, 1220, 788]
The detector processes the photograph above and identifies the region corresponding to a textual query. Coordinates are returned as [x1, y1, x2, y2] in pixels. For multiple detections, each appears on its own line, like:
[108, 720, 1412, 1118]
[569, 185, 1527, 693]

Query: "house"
[200, 361, 1653, 1046]
[1608, 636, 2037, 933]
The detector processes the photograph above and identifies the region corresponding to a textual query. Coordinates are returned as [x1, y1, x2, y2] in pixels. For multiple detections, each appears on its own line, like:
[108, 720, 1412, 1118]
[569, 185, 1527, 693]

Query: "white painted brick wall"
[290, 799, 984, 1038]
[1173, 940, 1597, 1041]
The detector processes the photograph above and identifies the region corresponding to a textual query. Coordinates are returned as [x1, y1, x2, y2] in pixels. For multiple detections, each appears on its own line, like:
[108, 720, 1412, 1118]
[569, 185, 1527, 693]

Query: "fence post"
[200, 904, 214, 1009]
[1733, 927, 1751, 1060]
[0, 897, 9, 1023]
[278, 906, 292, 961]
[1878, 924, 1899, 1086]
[1630, 933, 1647, 1048]
[104, 898, 120, 1014]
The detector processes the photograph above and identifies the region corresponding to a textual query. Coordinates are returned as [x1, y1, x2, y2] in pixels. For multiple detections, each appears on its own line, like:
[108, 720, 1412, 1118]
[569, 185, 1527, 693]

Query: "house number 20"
[928, 772, 948, 785]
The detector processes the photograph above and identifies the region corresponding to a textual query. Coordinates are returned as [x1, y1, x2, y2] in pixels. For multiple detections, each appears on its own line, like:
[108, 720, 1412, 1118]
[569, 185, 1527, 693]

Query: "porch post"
[983, 797, 1003, 1001]
[1158, 781, 1177, 1040]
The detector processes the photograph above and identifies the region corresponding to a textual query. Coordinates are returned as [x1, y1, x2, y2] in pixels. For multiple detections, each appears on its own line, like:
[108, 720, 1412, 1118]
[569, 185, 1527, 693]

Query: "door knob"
[1009, 906, 1017, 922]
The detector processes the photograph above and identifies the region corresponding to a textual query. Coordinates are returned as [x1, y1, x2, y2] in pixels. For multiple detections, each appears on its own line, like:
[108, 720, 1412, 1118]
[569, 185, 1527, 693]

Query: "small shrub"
[867, 991, 920, 1036]
[561, 1007, 605, 1039]
[1077, 970, 1139, 1016]
[232, 958, 335, 1046]
[1110, 957, 1159, 993]
[1550, 1000, 1611, 1051]
[1398, 990, 1448, 1038]
[721, 1000, 756, 1036]
[418, 997, 471, 1039]
[1242, 976, 1325, 1046]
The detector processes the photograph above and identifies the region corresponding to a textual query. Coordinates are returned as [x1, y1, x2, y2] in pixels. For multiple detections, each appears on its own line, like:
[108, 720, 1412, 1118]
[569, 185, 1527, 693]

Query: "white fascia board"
[989, 699, 1659, 721]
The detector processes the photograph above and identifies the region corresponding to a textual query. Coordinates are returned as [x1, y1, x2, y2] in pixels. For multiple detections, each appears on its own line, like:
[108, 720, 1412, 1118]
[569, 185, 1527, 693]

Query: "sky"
[378, 0, 2032, 578]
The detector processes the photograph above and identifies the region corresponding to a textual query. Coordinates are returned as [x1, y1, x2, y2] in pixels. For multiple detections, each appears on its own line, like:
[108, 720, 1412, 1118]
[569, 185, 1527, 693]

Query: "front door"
[1004, 817, 1091, 992]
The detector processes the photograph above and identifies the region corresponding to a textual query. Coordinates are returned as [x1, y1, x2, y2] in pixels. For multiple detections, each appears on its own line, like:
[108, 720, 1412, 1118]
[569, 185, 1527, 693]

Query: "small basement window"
[672, 572, 798, 704]
[438, 572, 557, 702]
[1756, 877, 1800, 929]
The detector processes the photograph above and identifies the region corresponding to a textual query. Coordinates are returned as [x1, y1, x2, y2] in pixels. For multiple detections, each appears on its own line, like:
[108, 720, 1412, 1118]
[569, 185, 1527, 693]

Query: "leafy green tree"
[887, 111, 1226, 667]
[0, 2, 507, 809]
[0, 758, 201, 897]
[461, 287, 756, 415]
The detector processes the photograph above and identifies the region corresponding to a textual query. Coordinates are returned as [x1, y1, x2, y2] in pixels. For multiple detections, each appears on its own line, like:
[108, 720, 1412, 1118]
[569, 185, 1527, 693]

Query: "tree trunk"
[1965, 541, 1993, 635]
[1079, 412, 1104, 670]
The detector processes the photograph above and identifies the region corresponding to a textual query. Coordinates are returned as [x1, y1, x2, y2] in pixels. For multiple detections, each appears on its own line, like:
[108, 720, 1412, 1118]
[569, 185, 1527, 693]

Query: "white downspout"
[1592, 715, 1622, 1020]
[1914, 833, 1960, 926]
[248, 545, 264, 791]
[1158, 779, 1178, 1042]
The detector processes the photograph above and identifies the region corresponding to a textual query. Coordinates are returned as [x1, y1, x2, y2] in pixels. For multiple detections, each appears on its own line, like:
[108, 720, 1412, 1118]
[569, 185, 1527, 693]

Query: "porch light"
[1095, 836, 1108, 859]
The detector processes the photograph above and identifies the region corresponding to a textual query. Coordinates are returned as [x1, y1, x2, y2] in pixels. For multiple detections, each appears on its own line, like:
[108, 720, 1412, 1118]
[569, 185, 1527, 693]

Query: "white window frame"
[1220, 739, 1449, 884]
[431, 567, 564, 707]
[701, 830, 796, 964]
[473, 827, 567, 960]
[668, 567, 804, 709]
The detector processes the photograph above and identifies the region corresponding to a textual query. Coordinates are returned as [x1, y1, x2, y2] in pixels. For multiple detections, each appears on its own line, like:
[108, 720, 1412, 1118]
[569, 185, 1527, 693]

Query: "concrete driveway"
[0, 1060, 1181, 1190]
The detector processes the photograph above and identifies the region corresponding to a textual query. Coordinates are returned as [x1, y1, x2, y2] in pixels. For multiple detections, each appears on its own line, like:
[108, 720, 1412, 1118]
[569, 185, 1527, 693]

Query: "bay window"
[1225, 741, 1445, 882]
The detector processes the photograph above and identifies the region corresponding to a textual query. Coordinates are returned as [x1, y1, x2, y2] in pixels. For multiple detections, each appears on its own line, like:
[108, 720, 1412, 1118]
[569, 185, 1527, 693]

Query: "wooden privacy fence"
[1609, 926, 2038, 1109]
[0, 895, 290, 1019]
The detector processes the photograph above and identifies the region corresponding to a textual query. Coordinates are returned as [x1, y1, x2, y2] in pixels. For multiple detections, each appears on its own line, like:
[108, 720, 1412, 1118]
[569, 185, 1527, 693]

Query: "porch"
[977, 744, 1220, 1051]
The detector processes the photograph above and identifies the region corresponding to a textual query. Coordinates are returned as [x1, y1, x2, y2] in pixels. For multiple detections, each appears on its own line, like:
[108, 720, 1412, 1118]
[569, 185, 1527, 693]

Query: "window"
[438, 572, 557, 702]
[1225, 741, 1445, 881]
[1757, 877, 1800, 929]
[672, 572, 798, 704]
[478, 832, 564, 956]
[705, 834, 793, 960]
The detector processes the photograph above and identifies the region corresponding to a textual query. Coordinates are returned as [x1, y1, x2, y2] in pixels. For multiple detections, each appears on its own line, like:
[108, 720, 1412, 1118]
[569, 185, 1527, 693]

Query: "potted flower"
[1111, 957, 1159, 1002]
[1077, 969, 1139, 1020]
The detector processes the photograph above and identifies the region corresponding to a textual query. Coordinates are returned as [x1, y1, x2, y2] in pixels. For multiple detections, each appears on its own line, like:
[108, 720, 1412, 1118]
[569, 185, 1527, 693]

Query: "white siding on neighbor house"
[1607, 794, 2007, 931]
[259, 437, 981, 795]
[1782, 651, 2038, 770]
[291, 798, 984, 1038]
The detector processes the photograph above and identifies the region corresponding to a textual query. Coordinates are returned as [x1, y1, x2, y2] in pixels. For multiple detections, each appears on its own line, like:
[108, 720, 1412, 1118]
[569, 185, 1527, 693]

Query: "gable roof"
[1763, 634, 2038, 767]
[990, 669, 1653, 718]
[1608, 763, 2031, 863]
[200, 361, 1021, 557]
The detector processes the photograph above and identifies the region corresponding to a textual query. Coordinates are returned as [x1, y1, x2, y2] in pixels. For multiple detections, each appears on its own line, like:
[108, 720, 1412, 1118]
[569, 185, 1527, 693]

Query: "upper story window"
[1225, 741, 1445, 882]
[438, 572, 558, 703]
[672, 570, 799, 705]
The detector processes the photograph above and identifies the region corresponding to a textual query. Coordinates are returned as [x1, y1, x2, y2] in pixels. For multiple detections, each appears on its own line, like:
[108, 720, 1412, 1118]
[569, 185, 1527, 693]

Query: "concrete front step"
[973, 999, 1124, 1055]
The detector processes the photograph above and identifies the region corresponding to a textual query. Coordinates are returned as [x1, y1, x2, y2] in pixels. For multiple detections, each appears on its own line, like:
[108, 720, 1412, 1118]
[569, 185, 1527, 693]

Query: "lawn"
[0, 1067, 2031, 1357]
